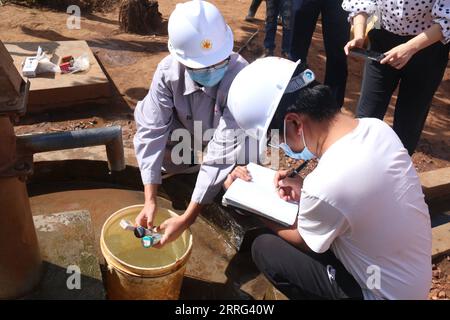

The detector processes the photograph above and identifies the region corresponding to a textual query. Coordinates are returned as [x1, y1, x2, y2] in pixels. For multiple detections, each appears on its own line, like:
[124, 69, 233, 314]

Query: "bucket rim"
[100, 203, 193, 277]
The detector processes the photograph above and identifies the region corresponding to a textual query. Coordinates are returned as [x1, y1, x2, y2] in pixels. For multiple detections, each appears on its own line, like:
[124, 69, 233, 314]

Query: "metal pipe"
[16, 126, 126, 171]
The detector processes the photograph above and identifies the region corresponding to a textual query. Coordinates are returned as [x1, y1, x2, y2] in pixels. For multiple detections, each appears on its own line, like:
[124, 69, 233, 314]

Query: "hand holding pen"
[274, 161, 309, 202]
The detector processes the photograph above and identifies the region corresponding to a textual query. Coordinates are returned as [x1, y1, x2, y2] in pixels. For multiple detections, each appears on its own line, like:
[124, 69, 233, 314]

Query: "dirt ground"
[0, 0, 449, 299]
[430, 255, 450, 300]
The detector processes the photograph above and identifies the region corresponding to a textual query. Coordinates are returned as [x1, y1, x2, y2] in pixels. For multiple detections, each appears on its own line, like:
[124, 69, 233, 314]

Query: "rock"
[431, 295, 439, 300]
[438, 291, 446, 299]
[432, 269, 441, 278]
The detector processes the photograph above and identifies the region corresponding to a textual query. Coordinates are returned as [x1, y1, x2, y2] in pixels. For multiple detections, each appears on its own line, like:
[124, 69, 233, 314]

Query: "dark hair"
[269, 67, 340, 133]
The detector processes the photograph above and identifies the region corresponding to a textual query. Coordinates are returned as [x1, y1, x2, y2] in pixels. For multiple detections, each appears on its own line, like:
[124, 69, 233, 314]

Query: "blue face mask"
[187, 63, 229, 88]
[279, 119, 315, 161]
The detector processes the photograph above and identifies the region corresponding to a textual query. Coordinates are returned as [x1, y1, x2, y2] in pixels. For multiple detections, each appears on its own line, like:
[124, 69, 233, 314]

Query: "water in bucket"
[103, 210, 186, 269]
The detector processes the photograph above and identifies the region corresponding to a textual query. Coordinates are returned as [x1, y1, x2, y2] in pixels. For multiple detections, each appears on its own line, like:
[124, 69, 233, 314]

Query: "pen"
[288, 160, 309, 177]
[275, 160, 309, 191]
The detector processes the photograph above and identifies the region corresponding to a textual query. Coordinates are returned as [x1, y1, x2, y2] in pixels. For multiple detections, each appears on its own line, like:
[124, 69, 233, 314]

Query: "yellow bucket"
[100, 199, 193, 300]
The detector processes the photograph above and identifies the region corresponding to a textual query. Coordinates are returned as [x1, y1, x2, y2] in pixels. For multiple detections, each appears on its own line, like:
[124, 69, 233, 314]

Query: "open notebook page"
[222, 163, 298, 226]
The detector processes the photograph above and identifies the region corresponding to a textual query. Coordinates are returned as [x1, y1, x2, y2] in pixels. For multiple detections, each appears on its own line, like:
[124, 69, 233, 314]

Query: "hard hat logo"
[168, 1, 233, 69]
[201, 39, 213, 50]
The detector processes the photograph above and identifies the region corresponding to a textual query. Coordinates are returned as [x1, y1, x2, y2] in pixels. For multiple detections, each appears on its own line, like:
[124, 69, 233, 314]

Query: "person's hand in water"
[153, 214, 191, 248]
[135, 184, 159, 229]
[135, 199, 157, 229]
[274, 169, 303, 202]
[223, 165, 252, 189]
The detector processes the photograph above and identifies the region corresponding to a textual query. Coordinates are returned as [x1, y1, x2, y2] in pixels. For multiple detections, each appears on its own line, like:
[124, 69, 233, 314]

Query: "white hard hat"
[168, 0, 234, 69]
[227, 57, 315, 156]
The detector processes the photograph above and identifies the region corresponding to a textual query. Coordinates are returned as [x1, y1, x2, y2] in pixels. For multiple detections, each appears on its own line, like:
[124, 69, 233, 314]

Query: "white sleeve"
[432, 0, 450, 44]
[133, 64, 173, 185]
[191, 106, 246, 204]
[342, 0, 378, 23]
[297, 191, 349, 254]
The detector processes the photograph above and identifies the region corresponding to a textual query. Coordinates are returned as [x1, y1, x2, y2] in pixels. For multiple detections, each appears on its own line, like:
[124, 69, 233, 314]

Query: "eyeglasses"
[187, 57, 230, 74]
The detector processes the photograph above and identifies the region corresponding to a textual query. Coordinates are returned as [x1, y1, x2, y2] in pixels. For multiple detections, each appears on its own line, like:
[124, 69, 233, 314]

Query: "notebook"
[222, 163, 299, 226]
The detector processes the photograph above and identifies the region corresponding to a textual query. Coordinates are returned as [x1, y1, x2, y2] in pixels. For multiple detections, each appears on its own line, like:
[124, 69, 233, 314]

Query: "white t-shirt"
[298, 118, 432, 300]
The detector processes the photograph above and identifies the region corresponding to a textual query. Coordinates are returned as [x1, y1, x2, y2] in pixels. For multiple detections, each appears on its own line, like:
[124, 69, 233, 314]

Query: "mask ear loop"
[301, 127, 308, 151]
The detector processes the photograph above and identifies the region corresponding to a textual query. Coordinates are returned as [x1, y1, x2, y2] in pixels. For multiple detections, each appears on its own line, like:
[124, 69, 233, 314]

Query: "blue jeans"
[264, 0, 292, 54]
[289, 0, 350, 108]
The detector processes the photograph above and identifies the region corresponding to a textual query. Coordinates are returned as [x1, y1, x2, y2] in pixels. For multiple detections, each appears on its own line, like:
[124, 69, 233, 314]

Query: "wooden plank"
[420, 167, 450, 200]
[432, 222, 450, 259]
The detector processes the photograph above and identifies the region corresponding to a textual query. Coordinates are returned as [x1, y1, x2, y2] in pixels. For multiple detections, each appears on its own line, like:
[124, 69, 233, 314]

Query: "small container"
[142, 234, 162, 248]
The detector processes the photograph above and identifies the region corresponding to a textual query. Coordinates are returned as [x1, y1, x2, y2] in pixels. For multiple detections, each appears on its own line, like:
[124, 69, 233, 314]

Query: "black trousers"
[357, 28, 449, 155]
[252, 233, 363, 300]
[289, 0, 350, 108]
[248, 0, 263, 15]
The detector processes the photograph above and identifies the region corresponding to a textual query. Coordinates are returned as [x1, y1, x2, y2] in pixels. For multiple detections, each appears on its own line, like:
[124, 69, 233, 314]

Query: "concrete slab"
[432, 221, 450, 259]
[419, 167, 450, 214]
[263, 284, 289, 300]
[420, 167, 450, 200]
[26, 210, 105, 299]
[5, 41, 111, 113]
